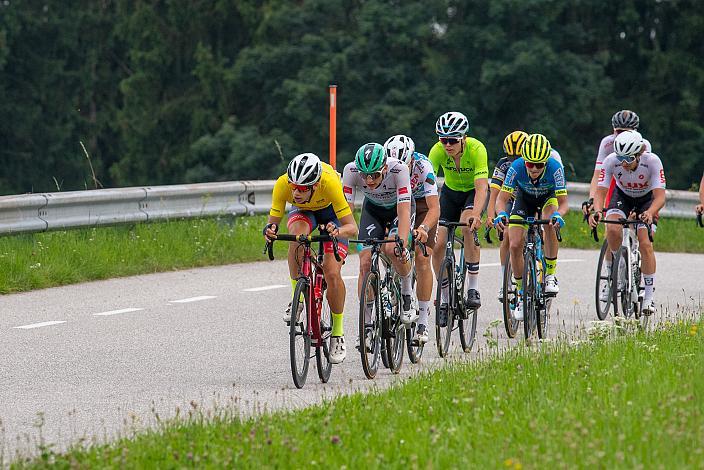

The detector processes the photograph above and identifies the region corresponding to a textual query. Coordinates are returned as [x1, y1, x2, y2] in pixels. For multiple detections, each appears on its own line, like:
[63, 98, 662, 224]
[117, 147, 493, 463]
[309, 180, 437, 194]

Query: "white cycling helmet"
[383, 134, 415, 165]
[613, 130, 644, 157]
[435, 111, 469, 137]
[287, 153, 322, 185]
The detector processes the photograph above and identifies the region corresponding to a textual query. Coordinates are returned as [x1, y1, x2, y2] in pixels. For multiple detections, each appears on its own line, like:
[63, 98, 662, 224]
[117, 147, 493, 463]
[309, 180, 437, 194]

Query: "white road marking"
[94, 308, 144, 316]
[243, 285, 287, 292]
[169, 296, 217, 304]
[342, 275, 358, 280]
[14, 321, 66, 330]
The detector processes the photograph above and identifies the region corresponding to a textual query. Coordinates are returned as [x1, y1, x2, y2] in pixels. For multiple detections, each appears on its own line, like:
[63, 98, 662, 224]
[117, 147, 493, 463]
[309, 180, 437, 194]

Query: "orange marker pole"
[329, 84, 337, 170]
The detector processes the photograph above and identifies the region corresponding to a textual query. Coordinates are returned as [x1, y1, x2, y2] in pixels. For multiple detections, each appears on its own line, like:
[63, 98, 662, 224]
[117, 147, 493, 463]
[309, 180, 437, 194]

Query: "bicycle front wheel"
[435, 258, 454, 357]
[459, 262, 477, 352]
[501, 252, 519, 338]
[359, 270, 382, 379]
[522, 253, 537, 340]
[595, 240, 613, 320]
[315, 284, 332, 383]
[383, 277, 404, 374]
[290, 279, 311, 388]
[406, 271, 424, 364]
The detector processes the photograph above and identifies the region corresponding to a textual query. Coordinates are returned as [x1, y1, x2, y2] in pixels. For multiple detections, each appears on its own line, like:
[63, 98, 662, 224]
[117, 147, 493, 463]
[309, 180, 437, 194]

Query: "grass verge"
[14, 319, 703, 468]
[0, 211, 701, 294]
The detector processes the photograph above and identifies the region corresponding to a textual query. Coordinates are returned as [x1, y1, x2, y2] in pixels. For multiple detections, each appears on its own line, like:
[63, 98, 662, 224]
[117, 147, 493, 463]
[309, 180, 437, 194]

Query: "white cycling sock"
[643, 273, 655, 302]
[465, 262, 479, 290]
[418, 300, 430, 327]
[365, 301, 374, 324]
[401, 271, 413, 295]
[440, 277, 449, 304]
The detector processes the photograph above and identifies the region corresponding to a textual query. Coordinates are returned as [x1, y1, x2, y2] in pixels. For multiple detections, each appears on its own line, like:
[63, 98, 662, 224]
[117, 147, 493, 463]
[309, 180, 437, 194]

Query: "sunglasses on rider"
[362, 171, 383, 181]
[524, 161, 546, 169]
[439, 137, 462, 145]
[288, 182, 313, 192]
[616, 154, 637, 164]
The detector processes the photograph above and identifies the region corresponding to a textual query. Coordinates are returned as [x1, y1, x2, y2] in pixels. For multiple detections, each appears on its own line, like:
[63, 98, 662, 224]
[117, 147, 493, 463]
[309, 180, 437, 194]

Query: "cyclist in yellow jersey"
[264, 153, 358, 364]
[428, 111, 489, 318]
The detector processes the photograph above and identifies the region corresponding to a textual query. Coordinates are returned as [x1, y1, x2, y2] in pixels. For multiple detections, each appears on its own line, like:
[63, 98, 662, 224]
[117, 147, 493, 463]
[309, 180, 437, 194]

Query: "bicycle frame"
[592, 218, 653, 317]
[266, 234, 340, 346]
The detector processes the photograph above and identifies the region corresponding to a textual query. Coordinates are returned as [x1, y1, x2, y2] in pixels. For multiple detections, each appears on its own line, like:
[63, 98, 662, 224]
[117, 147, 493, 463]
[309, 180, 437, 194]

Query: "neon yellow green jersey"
[428, 137, 489, 192]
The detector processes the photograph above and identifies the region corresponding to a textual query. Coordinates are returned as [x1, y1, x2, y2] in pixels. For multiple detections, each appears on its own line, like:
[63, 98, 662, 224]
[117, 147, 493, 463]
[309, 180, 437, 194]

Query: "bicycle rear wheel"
[595, 240, 613, 320]
[290, 279, 311, 388]
[383, 277, 404, 373]
[614, 247, 634, 318]
[522, 253, 537, 340]
[435, 258, 454, 357]
[359, 270, 382, 379]
[502, 252, 519, 338]
[315, 281, 332, 383]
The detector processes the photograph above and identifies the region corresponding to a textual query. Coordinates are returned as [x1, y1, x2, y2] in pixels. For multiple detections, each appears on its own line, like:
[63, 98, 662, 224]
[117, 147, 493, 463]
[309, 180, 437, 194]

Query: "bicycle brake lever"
[484, 227, 492, 244]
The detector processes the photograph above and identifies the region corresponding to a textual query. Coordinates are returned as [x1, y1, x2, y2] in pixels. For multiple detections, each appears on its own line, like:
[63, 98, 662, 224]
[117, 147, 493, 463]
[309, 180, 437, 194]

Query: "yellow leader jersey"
[269, 162, 352, 219]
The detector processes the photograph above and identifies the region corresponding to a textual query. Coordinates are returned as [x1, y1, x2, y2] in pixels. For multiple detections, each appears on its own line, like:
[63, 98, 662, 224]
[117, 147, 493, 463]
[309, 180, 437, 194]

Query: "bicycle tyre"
[435, 258, 454, 357]
[315, 280, 332, 383]
[501, 252, 519, 338]
[459, 261, 477, 352]
[614, 247, 634, 318]
[359, 270, 382, 379]
[595, 240, 613, 320]
[536, 263, 549, 340]
[406, 270, 424, 364]
[289, 279, 311, 388]
[384, 276, 404, 373]
[522, 251, 537, 340]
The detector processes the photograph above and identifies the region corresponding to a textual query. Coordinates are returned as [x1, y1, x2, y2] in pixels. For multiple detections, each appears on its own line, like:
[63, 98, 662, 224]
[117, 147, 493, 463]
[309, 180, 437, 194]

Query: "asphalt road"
[1, 247, 702, 457]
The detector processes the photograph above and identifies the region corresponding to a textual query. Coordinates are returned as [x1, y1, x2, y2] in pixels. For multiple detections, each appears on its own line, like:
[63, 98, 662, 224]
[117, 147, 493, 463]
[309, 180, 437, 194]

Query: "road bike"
[592, 218, 653, 328]
[265, 232, 341, 388]
[349, 236, 406, 379]
[509, 218, 561, 340]
[435, 220, 479, 357]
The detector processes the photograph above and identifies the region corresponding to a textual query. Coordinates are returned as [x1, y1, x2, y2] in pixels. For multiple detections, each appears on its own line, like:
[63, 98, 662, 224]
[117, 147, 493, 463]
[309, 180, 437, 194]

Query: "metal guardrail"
[0, 180, 699, 235]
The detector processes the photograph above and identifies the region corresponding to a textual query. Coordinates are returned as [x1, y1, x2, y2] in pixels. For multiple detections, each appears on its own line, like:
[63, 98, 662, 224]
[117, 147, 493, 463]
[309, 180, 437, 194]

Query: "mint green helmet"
[355, 142, 386, 173]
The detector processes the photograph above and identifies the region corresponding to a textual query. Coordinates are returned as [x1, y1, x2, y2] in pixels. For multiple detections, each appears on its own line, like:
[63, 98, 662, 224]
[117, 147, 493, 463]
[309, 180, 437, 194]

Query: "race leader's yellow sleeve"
[268, 163, 352, 219]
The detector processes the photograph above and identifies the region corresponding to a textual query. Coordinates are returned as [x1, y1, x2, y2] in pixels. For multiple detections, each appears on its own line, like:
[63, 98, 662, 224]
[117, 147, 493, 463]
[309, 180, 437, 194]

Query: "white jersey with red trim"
[594, 134, 652, 171]
[598, 152, 666, 197]
[409, 152, 438, 199]
[342, 157, 412, 209]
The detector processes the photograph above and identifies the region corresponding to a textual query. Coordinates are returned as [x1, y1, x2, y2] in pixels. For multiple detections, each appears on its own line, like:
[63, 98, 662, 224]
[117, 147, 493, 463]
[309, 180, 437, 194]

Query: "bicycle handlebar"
[698, 212, 703, 228]
[439, 220, 480, 246]
[508, 218, 562, 242]
[264, 232, 341, 262]
[590, 218, 653, 243]
[484, 227, 493, 244]
[413, 239, 429, 257]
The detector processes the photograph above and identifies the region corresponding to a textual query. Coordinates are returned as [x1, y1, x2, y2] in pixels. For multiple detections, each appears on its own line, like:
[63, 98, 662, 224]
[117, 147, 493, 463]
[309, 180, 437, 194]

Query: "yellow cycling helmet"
[503, 130, 528, 156]
[521, 133, 552, 163]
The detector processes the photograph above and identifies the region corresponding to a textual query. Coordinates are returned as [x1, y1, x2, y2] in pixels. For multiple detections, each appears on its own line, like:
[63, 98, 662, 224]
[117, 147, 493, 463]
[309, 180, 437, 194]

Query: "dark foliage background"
[1, 0, 702, 193]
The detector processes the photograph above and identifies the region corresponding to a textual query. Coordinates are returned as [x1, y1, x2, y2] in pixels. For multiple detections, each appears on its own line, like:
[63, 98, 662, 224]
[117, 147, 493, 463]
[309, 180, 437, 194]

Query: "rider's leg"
[461, 208, 480, 292]
[542, 201, 560, 293]
[605, 210, 625, 263]
[508, 223, 526, 292]
[287, 218, 312, 302]
[637, 226, 656, 307]
[322, 251, 346, 336]
[415, 243, 434, 327]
